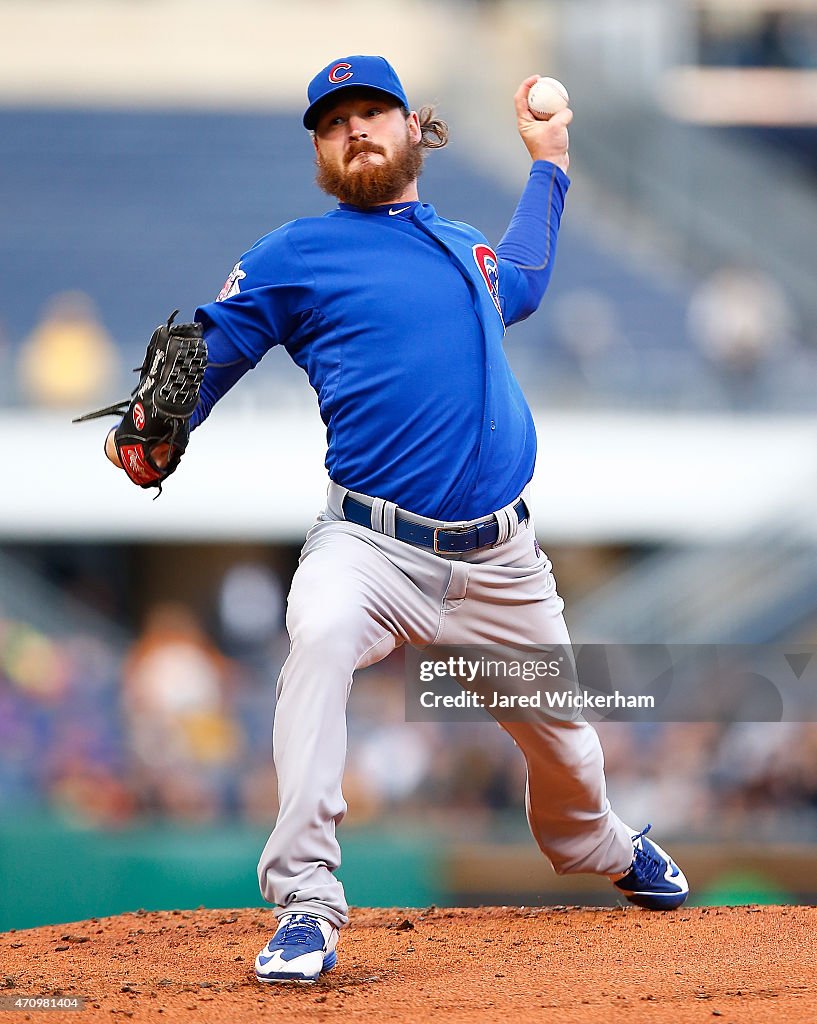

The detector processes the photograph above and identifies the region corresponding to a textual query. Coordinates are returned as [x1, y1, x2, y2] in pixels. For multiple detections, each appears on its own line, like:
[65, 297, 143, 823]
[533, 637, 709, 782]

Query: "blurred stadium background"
[2, 0, 817, 929]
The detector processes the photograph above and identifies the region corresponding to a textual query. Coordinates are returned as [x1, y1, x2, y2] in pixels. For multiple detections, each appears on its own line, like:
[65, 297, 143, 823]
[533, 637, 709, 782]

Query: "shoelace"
[630, 823, 666, 883]
[272, 916, 323, 949]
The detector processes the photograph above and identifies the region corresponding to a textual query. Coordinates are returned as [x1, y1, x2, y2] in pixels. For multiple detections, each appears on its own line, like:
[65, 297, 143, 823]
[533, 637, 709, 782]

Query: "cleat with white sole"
[255, 913, 339, 984]
[612, 824, 689, 910]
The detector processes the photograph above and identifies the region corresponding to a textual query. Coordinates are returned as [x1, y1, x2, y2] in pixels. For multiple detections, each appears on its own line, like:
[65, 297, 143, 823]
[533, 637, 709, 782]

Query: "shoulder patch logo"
[472, 244, 503, 321]
[217, 262, 246, 302]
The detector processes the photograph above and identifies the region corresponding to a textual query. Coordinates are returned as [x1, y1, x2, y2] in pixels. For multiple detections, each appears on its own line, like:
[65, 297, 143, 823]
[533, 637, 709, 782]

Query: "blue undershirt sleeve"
[496, 160, 570, 326]
[190, 324, 253, 431]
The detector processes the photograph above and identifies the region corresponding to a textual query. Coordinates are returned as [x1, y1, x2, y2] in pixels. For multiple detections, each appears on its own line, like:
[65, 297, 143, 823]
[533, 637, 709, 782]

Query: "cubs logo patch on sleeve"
[217, 262, 246, 302]
[472, 244, 503, 322]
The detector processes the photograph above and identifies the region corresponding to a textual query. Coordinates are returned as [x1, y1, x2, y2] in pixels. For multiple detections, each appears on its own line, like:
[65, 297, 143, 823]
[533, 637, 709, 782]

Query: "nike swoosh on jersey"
[388, 206, 411, 215]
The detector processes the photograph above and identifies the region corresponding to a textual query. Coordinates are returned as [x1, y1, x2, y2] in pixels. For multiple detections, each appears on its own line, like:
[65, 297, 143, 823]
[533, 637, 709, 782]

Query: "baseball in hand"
[527, 77, 569, 120]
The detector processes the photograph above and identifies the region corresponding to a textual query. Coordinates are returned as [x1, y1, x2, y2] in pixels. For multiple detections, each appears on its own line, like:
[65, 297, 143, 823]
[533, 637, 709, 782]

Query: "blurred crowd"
[697, 8, 817, 69]
[2, 581, 817, 843]
[1, 291, 123, 410]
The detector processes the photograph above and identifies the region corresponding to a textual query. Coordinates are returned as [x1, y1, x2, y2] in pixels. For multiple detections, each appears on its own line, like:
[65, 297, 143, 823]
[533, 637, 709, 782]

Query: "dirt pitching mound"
[1, 905, 814, 1023]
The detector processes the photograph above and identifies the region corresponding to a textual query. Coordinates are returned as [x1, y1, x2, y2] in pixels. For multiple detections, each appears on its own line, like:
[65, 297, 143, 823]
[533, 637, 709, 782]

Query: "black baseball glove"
[74, 311, 208, 492]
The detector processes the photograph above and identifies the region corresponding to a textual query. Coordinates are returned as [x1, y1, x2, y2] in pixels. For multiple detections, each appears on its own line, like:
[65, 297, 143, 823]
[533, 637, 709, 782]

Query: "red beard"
[315, 135, 424, 207]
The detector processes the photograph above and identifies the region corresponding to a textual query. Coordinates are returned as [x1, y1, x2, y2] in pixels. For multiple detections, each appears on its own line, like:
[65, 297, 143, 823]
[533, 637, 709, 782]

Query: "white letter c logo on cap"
[329, 63, 353, 84]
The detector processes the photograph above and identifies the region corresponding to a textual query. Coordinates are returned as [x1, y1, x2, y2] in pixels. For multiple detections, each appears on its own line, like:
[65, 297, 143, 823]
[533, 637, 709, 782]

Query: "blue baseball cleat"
[255, 913, 339, 984]
[612, 824, 689, 910]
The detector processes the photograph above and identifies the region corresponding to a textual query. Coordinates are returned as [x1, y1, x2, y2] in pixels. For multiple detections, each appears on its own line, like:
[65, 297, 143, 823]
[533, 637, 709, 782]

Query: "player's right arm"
[516, 75, 573, 172]
[494, 78, 573, 327]
[495, 162, 570, 326]
[513, 76, 572, 172]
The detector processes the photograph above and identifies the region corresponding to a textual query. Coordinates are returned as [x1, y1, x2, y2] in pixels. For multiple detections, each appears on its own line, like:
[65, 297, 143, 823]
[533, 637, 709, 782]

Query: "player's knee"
[287, 602, 370, 656]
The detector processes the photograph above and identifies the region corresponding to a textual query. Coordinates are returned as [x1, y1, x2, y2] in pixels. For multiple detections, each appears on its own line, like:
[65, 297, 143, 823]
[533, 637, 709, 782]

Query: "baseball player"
[105, 55, 689, 983]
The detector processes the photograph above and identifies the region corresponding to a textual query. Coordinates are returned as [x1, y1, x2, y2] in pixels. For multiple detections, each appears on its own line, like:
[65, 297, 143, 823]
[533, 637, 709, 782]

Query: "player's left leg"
[436, 514, 688, 907]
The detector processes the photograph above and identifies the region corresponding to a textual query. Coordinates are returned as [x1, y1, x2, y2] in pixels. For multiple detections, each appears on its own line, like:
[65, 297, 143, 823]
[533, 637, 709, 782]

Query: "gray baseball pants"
[257, 482, 634, 928]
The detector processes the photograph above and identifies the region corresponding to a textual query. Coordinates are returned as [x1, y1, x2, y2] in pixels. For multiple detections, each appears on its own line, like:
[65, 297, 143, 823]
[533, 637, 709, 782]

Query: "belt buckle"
[432, 524, 464, 557]
[432, 524, 469, 554]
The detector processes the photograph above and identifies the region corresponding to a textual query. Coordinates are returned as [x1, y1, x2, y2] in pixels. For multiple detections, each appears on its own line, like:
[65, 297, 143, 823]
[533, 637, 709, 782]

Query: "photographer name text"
[418, 689, 655, 710]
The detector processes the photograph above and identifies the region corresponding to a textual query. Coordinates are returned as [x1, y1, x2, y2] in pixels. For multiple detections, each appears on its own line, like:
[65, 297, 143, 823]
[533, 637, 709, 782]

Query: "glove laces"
[70, 310, 181, 424]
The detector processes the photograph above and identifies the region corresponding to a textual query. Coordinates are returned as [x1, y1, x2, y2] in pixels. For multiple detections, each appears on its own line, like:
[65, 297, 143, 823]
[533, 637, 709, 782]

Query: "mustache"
[345, 141, 387, 164]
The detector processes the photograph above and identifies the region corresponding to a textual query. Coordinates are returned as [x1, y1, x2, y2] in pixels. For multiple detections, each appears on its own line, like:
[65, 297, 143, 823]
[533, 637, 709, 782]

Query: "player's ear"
[406, 110, 421, 145]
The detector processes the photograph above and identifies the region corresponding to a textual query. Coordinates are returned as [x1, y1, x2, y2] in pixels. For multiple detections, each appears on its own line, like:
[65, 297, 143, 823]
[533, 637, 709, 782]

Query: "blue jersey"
[194, 160, 569, 521]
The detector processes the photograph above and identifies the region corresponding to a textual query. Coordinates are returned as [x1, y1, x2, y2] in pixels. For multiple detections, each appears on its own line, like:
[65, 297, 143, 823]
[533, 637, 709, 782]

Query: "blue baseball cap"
[303, 55, 409, 130]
